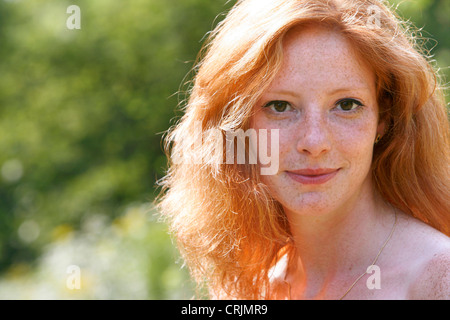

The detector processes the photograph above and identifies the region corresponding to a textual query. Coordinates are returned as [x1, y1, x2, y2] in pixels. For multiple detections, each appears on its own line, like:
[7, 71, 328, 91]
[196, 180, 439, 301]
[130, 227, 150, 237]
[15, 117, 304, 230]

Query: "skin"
[251, 25, 450, 300]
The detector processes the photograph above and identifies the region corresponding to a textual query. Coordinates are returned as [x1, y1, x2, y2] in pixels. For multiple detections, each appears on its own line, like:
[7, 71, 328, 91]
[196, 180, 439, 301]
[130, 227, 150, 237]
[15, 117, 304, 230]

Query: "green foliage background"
[0, 0, 447, 299]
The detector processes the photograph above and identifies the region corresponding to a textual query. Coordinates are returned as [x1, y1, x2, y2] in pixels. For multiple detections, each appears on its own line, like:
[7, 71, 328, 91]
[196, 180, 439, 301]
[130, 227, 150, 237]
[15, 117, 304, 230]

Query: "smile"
[286, 168, 340, 185]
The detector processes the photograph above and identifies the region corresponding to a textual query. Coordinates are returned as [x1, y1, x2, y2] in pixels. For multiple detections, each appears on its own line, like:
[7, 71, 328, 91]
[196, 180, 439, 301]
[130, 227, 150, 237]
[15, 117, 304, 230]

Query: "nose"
[296, 109, 332, 157]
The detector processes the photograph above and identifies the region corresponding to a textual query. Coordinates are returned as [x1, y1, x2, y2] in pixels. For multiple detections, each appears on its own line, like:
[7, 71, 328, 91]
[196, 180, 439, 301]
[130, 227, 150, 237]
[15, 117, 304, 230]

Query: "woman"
[156, 0, 449, 299]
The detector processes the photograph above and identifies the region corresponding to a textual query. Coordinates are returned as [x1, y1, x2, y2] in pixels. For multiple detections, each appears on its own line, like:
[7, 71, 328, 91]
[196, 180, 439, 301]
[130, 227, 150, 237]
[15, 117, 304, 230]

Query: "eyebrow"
[328, 86, 372, 95]
[265, 90, 301, 99]
[266, 86, 372, 98]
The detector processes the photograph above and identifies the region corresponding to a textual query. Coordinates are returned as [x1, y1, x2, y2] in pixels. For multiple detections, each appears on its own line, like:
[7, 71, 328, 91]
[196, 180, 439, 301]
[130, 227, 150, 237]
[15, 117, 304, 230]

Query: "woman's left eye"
[335, 99, 364, 111]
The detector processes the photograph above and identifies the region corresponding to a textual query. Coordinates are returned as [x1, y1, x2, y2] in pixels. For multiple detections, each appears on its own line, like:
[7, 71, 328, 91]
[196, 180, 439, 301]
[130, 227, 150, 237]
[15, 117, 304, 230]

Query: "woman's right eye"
[263, 100, 292, 113]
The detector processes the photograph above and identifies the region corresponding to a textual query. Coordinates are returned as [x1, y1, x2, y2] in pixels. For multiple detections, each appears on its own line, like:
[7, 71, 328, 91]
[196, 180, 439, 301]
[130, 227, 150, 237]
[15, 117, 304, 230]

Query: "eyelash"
[262, 98, 365, 114]
[262, 100, 292, 113]
[334, 98, 365, 113]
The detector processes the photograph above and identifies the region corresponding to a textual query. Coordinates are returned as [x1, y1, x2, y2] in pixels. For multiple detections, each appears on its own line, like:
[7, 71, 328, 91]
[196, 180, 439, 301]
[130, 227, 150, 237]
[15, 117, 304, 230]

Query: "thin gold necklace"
[285, 211, 397, 300]
[339, 211, 397, 300]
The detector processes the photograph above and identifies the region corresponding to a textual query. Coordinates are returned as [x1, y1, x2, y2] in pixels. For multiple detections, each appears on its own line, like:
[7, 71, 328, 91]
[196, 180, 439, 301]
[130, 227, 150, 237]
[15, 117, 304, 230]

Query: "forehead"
[270, 24, 375, 92]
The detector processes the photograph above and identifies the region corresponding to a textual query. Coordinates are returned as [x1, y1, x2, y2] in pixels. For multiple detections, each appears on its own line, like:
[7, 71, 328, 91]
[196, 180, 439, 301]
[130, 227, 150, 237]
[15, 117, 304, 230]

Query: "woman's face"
[251, 25, 384, 217]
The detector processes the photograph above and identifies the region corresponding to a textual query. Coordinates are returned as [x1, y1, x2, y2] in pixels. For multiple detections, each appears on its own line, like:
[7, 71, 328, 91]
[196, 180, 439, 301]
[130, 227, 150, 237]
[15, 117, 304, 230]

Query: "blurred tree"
[0, 0, 234, 273]
[390, 0, 450, 95]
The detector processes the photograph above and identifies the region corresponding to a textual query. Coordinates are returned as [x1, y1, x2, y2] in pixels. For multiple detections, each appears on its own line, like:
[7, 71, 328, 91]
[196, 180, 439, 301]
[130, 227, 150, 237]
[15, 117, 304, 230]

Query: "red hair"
[156, 0, 450, 299]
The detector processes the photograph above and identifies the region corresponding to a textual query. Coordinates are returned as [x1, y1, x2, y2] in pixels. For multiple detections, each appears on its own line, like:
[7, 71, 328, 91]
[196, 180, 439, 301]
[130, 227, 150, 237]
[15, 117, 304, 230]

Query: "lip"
[286, 168, 340, 185]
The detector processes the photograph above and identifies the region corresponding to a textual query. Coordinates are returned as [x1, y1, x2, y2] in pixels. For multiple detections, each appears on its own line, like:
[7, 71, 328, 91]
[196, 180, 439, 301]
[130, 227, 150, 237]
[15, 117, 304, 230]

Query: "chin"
[275, 190, 341, 217]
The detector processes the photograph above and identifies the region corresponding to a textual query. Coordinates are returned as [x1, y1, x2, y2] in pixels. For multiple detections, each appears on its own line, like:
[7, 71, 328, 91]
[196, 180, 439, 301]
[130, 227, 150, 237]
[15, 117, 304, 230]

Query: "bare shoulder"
[408, 245, 450, 299]
[397, 213, 450, 299]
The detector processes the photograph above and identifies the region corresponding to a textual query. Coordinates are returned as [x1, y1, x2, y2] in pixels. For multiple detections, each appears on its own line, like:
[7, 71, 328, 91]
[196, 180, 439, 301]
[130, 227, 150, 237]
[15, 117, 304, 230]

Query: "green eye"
[336, 99, 363, 111]
[263, 100, 292, 112]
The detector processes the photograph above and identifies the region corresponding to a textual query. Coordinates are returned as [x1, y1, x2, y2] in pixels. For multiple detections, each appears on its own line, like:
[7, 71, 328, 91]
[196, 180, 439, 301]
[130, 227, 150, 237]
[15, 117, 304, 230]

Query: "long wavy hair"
[156, 0, 450, 299]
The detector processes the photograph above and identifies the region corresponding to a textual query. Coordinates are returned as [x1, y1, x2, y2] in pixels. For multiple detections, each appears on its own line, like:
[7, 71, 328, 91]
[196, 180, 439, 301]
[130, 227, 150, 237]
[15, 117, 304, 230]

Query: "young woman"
[156, 0, 449, 299]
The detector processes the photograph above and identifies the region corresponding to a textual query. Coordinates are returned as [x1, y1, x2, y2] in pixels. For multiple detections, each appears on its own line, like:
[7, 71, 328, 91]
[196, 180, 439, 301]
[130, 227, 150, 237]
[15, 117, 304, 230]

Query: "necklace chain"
[285, 210, 398, 300]
[339, 210, 397, 300]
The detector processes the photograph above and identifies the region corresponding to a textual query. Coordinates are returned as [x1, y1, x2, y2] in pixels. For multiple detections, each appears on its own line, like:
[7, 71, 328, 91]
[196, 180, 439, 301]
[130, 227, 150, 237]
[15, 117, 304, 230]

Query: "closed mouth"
[286, 168, 340, 185]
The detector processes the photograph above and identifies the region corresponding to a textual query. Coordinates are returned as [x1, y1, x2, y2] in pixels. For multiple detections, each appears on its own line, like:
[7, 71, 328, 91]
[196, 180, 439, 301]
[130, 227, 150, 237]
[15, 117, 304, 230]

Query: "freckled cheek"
[335, 123, 376, 168]
[251, 113, 288, 147]
[277, 129, 296, 158]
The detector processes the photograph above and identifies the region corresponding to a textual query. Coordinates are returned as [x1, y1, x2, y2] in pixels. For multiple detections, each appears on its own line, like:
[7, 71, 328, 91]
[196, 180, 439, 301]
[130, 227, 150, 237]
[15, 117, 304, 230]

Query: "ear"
[374, 118, 387, 144]
[376, 120, 386, 137]
[376, 115, 387, 139]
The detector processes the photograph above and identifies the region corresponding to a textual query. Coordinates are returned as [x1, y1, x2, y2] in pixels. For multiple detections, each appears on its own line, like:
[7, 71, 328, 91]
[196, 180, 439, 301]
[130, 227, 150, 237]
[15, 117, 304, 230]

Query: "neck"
[283, 182, 395, 299]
